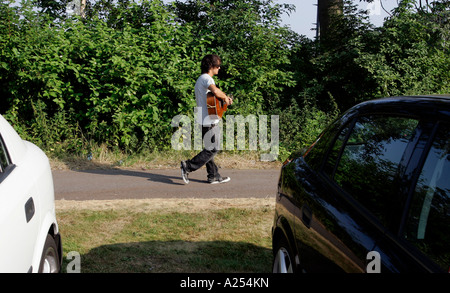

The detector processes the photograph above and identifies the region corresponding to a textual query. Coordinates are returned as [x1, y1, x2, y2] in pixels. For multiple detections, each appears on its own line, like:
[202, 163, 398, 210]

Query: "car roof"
[370, 95, 450, 103]
[348, 95, 450, 120]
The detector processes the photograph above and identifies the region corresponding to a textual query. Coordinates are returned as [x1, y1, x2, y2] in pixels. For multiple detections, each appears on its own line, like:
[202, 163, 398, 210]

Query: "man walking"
[180, 55, 233, 184]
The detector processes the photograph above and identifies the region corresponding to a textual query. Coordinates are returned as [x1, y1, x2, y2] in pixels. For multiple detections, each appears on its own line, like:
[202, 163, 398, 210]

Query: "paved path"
[52, 168, 280, 201]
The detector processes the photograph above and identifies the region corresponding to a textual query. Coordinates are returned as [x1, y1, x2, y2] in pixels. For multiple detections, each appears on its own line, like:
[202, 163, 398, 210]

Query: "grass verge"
[56, 198, 275, 273]
[49, 147, 282, 171]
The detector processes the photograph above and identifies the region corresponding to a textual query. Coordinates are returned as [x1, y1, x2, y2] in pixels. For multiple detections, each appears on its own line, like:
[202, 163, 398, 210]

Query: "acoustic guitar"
[206, 92, 233, 119]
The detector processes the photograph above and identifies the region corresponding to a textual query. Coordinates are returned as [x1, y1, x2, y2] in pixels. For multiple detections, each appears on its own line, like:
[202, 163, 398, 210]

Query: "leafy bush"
[1, 0, 207, 153]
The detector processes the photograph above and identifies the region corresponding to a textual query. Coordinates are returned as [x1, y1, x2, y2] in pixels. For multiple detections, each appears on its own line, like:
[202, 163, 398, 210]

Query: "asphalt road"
[52, 168, 281, 201]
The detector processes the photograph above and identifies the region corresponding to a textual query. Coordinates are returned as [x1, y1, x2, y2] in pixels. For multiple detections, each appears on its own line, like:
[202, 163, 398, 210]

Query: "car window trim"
[0, 133, 15, 184]
[329, 117, 356, 179]
[0, 134, 12, 168]
[0, 164, 16, 184]
[399, 120, 440, 236]
[317, 117, 357, 175]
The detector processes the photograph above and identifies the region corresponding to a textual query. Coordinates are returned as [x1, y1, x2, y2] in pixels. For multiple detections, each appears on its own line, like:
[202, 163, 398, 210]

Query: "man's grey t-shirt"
[195, 73, 220, 127]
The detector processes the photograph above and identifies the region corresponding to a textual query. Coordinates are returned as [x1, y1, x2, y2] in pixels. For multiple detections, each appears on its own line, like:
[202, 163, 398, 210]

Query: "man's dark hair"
[201, 54, 221, 74]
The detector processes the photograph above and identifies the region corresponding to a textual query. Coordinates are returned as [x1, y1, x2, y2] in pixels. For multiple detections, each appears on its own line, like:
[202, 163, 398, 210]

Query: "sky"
[276, 0, 399, 39]
[163, 0, 400, 40]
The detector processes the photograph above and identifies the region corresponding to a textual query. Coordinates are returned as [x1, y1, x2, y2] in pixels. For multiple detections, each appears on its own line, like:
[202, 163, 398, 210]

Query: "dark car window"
[331, 115, 419, 227]
[404, 122, 450, 271]
[304, 118, 345, 171]
[323, 121, 353, 176]
[0, 135, 11, 173]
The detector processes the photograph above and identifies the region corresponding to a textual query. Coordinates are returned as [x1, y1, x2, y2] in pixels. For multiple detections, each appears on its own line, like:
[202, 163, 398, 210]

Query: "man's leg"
[205, 152, 219, 181]
[185, 147, 216, 172]
[202, 126, 230, 184]
[182, 125, 230, 184]
[182, 125, 217, 177]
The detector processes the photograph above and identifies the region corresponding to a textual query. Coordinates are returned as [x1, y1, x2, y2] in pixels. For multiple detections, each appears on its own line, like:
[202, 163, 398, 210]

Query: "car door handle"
[24, 197, 35, 223]
[301, 204, 312, 228]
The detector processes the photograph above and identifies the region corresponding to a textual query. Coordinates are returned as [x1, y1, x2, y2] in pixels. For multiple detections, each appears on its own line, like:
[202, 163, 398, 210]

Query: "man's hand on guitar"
[225, 96, 233, 106]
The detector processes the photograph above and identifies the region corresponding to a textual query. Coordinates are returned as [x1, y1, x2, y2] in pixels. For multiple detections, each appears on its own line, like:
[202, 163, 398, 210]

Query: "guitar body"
[206, 92, 228, 119]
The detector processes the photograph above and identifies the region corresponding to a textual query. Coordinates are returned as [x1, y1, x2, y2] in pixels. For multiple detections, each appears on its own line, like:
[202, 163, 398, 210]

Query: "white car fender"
[22, 141, 61, 272]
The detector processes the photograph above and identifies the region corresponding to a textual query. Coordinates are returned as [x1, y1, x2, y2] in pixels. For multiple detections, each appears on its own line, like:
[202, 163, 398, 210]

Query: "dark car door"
[379, 121, 450, 272]
[289, 113, 424, 272]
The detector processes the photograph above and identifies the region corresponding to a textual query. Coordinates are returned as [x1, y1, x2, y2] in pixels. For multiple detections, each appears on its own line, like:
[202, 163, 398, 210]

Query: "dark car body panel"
[272, 96, 450, 273]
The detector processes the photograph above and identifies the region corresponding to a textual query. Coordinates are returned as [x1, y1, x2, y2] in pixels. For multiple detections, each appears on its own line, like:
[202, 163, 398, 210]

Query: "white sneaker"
[208, 176, 231, 184]
[180, 161, 189, 184]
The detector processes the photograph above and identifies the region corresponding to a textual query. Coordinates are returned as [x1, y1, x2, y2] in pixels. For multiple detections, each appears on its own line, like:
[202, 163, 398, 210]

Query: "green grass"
[57, 199, 274, 273]
[49, 146, 281, 171]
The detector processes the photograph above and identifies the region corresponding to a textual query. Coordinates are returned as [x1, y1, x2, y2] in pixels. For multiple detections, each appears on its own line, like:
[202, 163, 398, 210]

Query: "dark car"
[272, 95, 450, 273]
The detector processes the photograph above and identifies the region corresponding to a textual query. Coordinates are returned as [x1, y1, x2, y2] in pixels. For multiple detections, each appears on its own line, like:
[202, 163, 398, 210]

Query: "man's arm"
[208, 84, 233, 105]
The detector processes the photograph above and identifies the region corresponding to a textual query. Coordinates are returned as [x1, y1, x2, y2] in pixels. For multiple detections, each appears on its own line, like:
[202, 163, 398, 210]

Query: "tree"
[357, 0, 450, 97]
[317, 0, 343, 40]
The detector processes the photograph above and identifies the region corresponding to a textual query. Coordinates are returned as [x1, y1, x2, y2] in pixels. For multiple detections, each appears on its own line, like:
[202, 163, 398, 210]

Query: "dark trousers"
[186, 125, 220, 180]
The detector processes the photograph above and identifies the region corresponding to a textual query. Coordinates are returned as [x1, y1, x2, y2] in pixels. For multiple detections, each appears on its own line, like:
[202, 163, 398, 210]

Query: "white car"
[0, 114, 61, 273]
